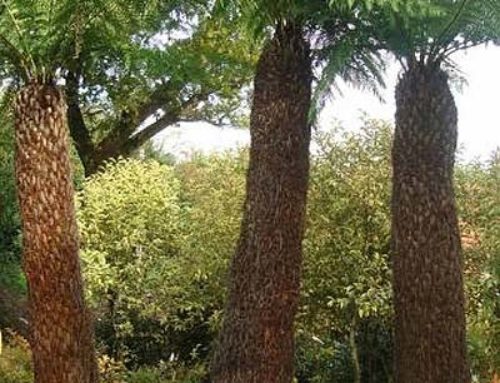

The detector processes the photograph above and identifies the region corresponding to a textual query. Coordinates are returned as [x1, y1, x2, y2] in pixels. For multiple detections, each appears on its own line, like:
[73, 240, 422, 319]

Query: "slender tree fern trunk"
[392, 64, 469, 383]
[14, 81, 97, 383]
[211, 22, 312, 383]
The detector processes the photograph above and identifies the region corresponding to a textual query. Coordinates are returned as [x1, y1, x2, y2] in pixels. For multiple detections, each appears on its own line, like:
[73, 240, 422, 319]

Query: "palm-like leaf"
[312, 0, 500, 115]
[370, 0, 500, 67]
[0, 0, 195, 82]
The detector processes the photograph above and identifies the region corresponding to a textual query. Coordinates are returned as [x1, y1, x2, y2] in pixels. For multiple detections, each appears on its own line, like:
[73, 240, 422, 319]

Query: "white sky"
[156, 45, 500, 162]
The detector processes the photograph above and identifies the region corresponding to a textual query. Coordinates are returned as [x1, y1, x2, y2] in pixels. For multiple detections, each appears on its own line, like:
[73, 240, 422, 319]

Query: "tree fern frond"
[0, 0, 37, 75]
[0, 32, 30, 80]
[311, 39, 354, 122]
[0, 0, 176, 81]
[369, 0, 500, 67]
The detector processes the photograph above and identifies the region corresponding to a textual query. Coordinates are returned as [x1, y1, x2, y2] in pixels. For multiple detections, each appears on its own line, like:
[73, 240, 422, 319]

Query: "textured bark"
[392, 64, 469, 383]
[14, 81, 98, 383]
[211, 23, 312, 383]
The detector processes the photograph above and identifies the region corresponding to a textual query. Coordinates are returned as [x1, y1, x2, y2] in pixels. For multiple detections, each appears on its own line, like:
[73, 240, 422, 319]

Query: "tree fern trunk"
[14, 81, 97, 383]
[211, 23, 312, 383]
[392, 64, 469, 383]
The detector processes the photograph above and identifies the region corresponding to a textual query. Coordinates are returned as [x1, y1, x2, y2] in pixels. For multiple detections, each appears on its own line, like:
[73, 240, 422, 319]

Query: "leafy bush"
[78, 154, 246, 369]
[75, 121, 498, 382]
[0, 121, 22, 282]
[455, 152, 500, 382]
[296, 121, 393, 382]
[0, 336, 205, 383]
[127, 363, 206, 383]
[0, 121, 26, 335]
[175, 149, 248, 333]
[0, 332, 33, 383]
[78, 158, 184, 364]
[3, 120, 495, 383]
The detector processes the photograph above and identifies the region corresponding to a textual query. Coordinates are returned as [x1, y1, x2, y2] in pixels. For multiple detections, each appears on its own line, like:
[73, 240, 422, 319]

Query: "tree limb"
[123, 90, 211, 154]
[65, 71, 97, 176]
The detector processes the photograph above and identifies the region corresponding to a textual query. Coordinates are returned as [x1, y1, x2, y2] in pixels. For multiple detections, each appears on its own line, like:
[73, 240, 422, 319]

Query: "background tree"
[64, 9, 258, 176]
[367, 1, 500, 381]
[0, 1, 258, 176]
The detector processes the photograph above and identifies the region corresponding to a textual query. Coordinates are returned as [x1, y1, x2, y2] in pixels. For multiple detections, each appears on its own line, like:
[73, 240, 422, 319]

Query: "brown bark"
[211, 23, 312, 383]
[392, 64, 469, 383]
[14, 81, 98, 383]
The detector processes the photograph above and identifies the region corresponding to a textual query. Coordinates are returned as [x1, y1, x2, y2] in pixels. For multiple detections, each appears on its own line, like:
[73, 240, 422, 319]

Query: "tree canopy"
[0, 0, 259, 174]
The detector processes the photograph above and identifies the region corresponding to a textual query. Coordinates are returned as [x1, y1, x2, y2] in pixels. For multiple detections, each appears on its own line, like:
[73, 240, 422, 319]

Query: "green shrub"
[0, 332, 33, 383]
[0, 120, 22, 288]
[455, 152, 500, 382]
[78, 158, 184, 364]
[75, 121, 499, 382]
[127, 362, 206, 383]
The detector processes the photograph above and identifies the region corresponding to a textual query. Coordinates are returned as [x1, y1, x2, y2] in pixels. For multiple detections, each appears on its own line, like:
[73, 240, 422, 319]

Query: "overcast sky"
[156, 45, 500, 162]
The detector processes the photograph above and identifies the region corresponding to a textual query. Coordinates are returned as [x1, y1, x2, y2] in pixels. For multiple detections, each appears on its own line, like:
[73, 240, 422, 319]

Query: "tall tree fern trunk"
[211, 22, 312, 383]
[14, 81, 97, 383]
[392, 64, 469, 383]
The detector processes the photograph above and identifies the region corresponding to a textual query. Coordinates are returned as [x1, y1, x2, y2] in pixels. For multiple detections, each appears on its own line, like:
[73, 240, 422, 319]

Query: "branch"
[136, 83, 174, 123]
[88, 89, 212, 173]
[178, 117, 233, 127]
[65, 71, 97, 175]
[124, 112, 179, 155]
[125, 91, 211, 153]
[95, 82, 189, 153]
[94, 109, 138, 156]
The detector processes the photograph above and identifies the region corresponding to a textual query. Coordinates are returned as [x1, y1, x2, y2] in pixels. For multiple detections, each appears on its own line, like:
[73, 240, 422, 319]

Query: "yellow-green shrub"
[0, 332, 32, 383]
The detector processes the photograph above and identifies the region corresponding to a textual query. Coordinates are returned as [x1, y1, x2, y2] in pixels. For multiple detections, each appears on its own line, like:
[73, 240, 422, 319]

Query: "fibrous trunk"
[392, 64, 469, 383]
[14, 81, 97, 383]
[211, 23, 312, 383]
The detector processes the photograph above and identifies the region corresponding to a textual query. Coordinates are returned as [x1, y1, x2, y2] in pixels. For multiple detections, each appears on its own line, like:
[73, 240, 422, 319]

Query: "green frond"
[0, 0, 182, 82]
[441, 0, 500, 46]
[311, 46, 386, 123]
[308, 0, 407, 122]
[367, 0, 500, 67]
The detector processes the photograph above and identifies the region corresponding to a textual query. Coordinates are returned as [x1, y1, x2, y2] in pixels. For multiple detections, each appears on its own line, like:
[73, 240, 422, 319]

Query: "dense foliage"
[455, 153, 500, 380]
[0, 122, 20, 284]
[0, 121, 25, 332]
[1, 121, 498, 382]
[297, 122, 394, 383]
